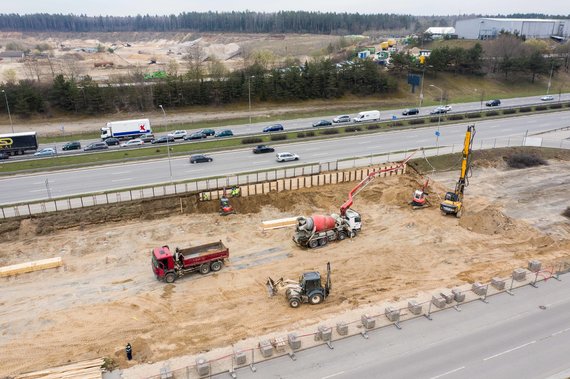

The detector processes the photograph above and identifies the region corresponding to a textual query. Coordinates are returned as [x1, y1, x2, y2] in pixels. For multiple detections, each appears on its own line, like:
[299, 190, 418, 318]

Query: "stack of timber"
[262, 217, 299, 230]
[14, 358, 104, 379]
[0, 257, 63, 278]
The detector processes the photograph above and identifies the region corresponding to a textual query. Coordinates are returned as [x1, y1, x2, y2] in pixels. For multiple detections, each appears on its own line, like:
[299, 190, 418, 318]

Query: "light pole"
[1, 90, 14, 133]
[159, 104, 173, 184]
[248, 76, 253, 125]
[430, 84, 443, 151]
[546, 62, 554, 95]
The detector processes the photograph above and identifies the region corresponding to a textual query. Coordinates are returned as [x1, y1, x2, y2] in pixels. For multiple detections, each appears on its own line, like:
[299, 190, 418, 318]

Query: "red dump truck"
[151, 241, 229, 283]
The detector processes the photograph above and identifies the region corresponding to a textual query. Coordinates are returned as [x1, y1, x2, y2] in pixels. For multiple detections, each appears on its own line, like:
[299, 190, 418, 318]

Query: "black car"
[312, 120, 332, 127]
[402, 108, 419, 116]
[253, 145, 275, 154]
[199, 129, 216, 136]
[140, 134, 155, 143]
[104, 138, 120, 146]
[62, 141, 81, 150]
[151, 136, 175, 144]
[184, 132, 207, 140]
[486, 99, 501, 107]
[430, 108, 448, 115]
[189, 154, 213, 163]
[84, 142, 109, 151]
[263, 124, 284, 132]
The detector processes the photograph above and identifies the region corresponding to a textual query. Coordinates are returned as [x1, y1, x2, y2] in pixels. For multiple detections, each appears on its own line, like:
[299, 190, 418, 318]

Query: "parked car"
[62, 141, 81, 151]
[184, 132, 207, 140]
[276, 152, 299, 162]
[253, 145, 275, 154]
[189, 154, 213, 163]
[34, 147, 57, 157]
[199, 129, 216, 136]
[485, 99, 501, 107]
[402, 108, 419, 116]
[541, 95, 554, 101]
[139, 134, 155, 143]
[0, 151, 9, 159]
[104, 137, 120, 146]
[120, 139, 144, 147]
[215, 129, 233, 138]
[312, 120, 333, 127]
[333, 115, 351, 123]
[84, 142, 109, 151]
[263, 124, 284, 132]
[151, 136, 175, 144]
[168, 130, 187, 139]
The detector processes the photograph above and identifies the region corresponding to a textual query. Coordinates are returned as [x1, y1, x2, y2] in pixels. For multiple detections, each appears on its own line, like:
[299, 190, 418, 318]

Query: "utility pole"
[159, 105, 174, 184]
[2, 90, 13, 133]
[430, 84, 443, 151]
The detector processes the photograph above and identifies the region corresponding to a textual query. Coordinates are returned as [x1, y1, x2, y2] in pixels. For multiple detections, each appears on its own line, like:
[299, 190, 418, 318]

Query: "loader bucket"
[266, 277, 281, 297]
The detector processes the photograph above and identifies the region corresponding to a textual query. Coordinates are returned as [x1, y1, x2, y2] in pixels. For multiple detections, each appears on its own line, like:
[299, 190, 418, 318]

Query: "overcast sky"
[2, 0, 570, 17]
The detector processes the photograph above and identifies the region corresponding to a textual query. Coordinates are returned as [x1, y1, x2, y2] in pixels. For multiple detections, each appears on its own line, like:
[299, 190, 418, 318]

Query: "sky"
[2, 0, 570, 17]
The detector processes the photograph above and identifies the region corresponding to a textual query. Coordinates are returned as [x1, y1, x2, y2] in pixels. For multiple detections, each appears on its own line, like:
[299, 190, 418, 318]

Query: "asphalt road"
[1, 110, 569, 204]
[215, 275, 570, 379]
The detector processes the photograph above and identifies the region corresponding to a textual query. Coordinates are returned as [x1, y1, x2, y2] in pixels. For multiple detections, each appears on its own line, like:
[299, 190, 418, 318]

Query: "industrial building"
[455, 18, 569, 40]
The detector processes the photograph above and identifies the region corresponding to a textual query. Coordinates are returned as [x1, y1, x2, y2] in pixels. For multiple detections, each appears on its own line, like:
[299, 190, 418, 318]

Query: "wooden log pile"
[14, 358, 104, 379]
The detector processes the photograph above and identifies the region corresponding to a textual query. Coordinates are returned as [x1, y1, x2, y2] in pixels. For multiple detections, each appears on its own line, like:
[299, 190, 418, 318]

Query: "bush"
[241, 137, 263, 144]
[270, 134, 287, 141]
[565, 102, 570, 108]
[502, 108, 516, 115]
[485, 111, 499, 116]
[367, 124, 380, 130]
[345, 125, 362, 132]
[320, 128, 339, 135]
[549, 103, 562, 109]
[506, 153, 548, 169]
[447, 114, 464, 120]
[562, 207, 570, 219]
[389, 121, 403, 127]
[519, 106, 532, 112]
[296, 132, 305, 138]
[408, 118, 425, 125]
[305, 131, 315, 137]
[534, 105, 547, 111]
[429, 117, 441, 123]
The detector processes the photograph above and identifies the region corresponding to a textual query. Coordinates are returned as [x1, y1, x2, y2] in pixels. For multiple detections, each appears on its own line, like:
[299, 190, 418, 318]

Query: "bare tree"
[184, 43, 206, 80]
[2, 69, 17, 84]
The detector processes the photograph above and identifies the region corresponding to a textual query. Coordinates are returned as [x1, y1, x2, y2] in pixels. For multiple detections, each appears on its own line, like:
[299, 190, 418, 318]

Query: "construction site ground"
[1, 149, 569, 377]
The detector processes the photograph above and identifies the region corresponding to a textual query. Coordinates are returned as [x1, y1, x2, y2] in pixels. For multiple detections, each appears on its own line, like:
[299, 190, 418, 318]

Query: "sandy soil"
[1, 162, 569, 376]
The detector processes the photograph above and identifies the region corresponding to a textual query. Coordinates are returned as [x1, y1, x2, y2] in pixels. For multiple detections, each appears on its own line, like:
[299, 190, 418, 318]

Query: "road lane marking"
[111, 171, 131, 175]
[111, 178, 133, 182]
[429, 366, 465, 379]
[29, 189, 46, 193]
[551, 327, 570, 336]
[483, 341, 536, 361]
[321, 371, 345, 379]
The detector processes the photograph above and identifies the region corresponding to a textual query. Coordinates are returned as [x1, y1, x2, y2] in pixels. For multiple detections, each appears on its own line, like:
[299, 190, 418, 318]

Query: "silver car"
[276, 152, 300, 162]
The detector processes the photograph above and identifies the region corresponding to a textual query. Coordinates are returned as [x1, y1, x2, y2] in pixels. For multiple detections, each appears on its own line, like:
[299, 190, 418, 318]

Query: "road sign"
[435, 131, 440, 137]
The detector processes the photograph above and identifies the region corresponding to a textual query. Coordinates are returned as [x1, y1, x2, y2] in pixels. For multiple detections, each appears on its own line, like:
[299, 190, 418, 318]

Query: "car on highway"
[541, 95, 554, 101]
[120, 139, 144, 148]
[184, 131, 207, 140]
[486, 99, 501, 106]
[263, 124, 284, 132]
[276, 152, 299, 162]
[429, 107, 448, 115]
[253, 145, 275, 154]
[332, 115, 351, 123]
[104, 137, 120, 146]
[34, 147, 57, 157]
[402, 108, 419, 116]
[62, 141, 81, 151]
[189, 154, 213, 163]
[312, 119, 333, 127]
[151, 136, 175, 144]
[215, 129, 233, 138]
[84, 142, 109, 151]
[168, 130, 187, 139]
[441, 105, 452, 112]
[139, 134, 155, 143]
[199, 128, 216, 136]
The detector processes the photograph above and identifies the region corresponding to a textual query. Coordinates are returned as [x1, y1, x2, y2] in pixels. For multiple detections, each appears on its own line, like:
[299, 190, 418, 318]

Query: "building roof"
[464, 17, 567, 23]
[425, 27, 456, 35]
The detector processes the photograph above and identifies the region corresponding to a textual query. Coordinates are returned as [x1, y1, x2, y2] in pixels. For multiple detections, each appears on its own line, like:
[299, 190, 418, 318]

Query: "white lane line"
[429, 366, 465, 379]
[111, 171, 131, 175]
[250, 162, 266, 165]
[551, 327, 570, 336]
[29, 189, 46, 193]
[321, 371, 345, 379]
[33, 181, 54, 185]
[111, 178, 133, 182]
[483, 341, 536, 361]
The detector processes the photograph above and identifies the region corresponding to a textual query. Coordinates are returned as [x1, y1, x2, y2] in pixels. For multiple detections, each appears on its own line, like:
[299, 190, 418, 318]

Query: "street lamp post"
[1, 90, 14, 133]
[248, 76, 253, 125]
[430, 84, 443, 152]
[158, 104, 173, 184]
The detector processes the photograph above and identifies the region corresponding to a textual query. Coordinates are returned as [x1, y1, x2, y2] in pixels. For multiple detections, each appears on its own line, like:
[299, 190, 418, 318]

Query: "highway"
[1, 110, 569, 204]
[215, 275, 570, 379]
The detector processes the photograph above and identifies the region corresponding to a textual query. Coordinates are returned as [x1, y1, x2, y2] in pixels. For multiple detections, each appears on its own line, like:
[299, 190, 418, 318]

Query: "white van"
[354, 110, 380, 123]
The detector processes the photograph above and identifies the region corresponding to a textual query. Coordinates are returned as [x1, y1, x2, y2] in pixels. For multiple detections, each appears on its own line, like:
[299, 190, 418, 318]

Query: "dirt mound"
[459, 207, 518, 235]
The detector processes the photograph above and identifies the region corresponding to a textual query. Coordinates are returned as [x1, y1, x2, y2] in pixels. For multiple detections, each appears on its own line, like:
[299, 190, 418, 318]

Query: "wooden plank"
[0, 257, 63, 278]
[262, 217, 299, 230]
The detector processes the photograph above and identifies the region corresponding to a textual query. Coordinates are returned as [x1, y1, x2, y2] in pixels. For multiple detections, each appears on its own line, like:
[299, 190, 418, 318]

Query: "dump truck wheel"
[199, 263, 211, 274]
[319, 238, 328, 247]
[338, 231, 347, 240]
[165, 273, 176, 283]
[308, 240, 319, 249]
[289, 297, 301, 308]
[309, 293, 323, 305]
[210, 261, 222, 272]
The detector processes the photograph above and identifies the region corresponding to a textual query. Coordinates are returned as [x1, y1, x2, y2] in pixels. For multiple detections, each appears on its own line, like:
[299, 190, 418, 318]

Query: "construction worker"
[230, 186, 240, 197]
[126, 343, 132, 361]
[202, 193, 210, 201]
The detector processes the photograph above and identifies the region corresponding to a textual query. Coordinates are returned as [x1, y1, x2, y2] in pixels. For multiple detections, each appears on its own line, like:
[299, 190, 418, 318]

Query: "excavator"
[440, 124, 476, 218]
[266, 262, 331, 308]
[219, 187, 238, 216]
[411, 179, 430, 209]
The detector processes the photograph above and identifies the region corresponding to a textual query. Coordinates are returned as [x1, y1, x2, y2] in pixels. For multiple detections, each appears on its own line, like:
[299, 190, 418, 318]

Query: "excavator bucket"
[266, 277, 281, 297]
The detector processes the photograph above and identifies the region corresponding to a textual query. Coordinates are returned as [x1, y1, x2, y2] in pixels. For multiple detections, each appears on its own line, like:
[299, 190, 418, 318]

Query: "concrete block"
[195, 356, 209, 377]
[408, 300, 422, 315]
[440, 291, 454, 304]
[361, 314, 376, 329]
[234, 351, 247, 366]
[491, 277, 505, 290]
[259, 340, 273, 358]
[472, 282, 487, 296]
[452, 288, 465, 302]
[431, 295, 446, 309]
[336, 321, 348, 336]
[528, 260, 542, 273]
[512, 268, 527, 281]
[317, 325, 332, 341]
[384, 306, 400, 322]
[288, 333, 301, 350]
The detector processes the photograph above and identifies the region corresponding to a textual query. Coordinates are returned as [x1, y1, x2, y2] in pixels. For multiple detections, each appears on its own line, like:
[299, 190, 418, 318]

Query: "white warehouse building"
[455, 18, 569, 40]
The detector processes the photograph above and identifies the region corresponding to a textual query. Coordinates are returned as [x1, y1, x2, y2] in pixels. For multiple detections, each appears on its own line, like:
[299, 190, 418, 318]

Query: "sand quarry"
[1, 158, 570, 376]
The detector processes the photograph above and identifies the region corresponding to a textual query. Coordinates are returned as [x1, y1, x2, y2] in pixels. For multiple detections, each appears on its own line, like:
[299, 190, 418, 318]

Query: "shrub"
[389, 121, 403, 127]
[447, 114, 464, 120]
[502, 108, 516, 115]
[562, 207, 570, 219]
[320, 128, 339, 135]
[345, 125, 362, 132]
[367, 124, 380, 130]
[565, 102, 570, 108]
[549, 103, 562, 109]
[296, 132, 305, 138]
[485, 111, 499, 116]
[466, 113, 482, 118]
[270, 134, 287, 141]
[305, 131, 315, 137]
[534, 105, 547, 111]
[429, 117, 440, 123]
[241, 137, 263, 144]
[506, 153, 548, 169]
[519, 106, 532, 112]
[408, 119, 425, 125]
